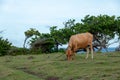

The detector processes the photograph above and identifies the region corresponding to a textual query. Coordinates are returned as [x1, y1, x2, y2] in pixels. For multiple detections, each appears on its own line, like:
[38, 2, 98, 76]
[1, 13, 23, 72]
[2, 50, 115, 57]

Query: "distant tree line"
[0, 14, 120, 56]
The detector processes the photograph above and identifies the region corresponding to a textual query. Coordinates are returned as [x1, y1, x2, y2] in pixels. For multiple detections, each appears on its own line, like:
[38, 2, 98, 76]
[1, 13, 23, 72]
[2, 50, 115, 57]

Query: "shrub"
[31, 38, 54, 53]
[0, 37, 12, 56]
[30, 48, 42, 54]
[8, 47, 30, 56]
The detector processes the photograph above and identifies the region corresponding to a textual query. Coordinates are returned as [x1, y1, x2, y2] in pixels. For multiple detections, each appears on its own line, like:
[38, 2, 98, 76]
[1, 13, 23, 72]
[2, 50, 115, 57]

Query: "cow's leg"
[72, 45, 77, 60]
[90, 44, 93, 59]
[85, 47, 89, 59]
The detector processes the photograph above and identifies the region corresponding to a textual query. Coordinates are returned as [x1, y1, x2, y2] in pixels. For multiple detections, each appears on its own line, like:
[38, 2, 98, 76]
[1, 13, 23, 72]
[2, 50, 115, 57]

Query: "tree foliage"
[50, 26, 65, 51]
[23, 28, 40, 48]
[27, 15, 120, 53]
[0, 37, 12, 56]
[80, 15, 119, 51]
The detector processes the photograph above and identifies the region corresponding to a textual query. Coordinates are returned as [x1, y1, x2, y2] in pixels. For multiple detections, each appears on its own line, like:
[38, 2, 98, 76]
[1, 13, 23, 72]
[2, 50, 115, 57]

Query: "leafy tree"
[0, 31, 12, 56]
[63, 19, 75, 28]
[115, 16, 120, 51]
[116, 16, 120, 38]
[0, 37, 12, 56]
[50, 26, 64, 51]
[80, 15, 118, 51]
[48, 20, 81, 51]
[50, 19, 77, 44]
[23, 28, 40, 48]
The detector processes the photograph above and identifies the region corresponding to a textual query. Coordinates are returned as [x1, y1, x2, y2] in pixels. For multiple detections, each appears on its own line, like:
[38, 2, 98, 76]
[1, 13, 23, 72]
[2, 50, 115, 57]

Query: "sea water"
[77, 47, 116, 53]
[101, 47, 115, 52]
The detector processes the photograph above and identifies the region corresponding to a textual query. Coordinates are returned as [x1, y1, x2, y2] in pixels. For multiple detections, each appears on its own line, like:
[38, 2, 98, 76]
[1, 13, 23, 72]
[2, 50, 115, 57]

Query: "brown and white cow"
[66, 32, 93, 60]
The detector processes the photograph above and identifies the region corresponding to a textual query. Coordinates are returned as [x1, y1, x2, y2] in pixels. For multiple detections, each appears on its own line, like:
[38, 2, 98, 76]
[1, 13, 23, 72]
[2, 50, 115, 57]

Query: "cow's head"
[66, 48, 72, 60]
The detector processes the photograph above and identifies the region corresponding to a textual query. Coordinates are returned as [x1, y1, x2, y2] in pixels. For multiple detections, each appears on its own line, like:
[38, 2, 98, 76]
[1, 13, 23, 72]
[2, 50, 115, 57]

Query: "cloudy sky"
[0, 0, 120, 47]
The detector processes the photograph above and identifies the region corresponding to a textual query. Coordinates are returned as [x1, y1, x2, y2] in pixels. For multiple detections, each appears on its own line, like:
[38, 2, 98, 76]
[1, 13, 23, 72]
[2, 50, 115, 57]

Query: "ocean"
[100, 47, 115, 52]
[76, 47, 116, 53]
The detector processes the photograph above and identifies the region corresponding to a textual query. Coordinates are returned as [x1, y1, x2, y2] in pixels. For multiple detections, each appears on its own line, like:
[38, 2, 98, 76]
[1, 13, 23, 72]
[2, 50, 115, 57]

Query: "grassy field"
[0, 52, 120, 80]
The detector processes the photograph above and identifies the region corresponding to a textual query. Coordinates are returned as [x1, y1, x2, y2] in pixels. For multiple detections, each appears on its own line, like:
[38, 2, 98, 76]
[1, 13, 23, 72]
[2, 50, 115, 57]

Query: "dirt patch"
[5, 60, 11, 62]
[112, 60, 120, 63]
[28, 56, 35, 60]
[95, 62, 106, 64]
[108, 55, 120, 57]
[16, 67, 59, 80]
[16, 67, 45, 79]
[46, 76, 59, 80]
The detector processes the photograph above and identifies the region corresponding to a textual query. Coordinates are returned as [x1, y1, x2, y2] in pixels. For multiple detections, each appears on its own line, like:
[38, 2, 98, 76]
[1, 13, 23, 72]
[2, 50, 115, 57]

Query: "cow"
[66, 32, 93, 60]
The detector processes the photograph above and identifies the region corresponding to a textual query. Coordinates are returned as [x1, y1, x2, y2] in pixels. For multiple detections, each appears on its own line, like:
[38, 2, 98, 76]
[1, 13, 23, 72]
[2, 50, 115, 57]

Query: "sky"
[0, 0, 120, 48]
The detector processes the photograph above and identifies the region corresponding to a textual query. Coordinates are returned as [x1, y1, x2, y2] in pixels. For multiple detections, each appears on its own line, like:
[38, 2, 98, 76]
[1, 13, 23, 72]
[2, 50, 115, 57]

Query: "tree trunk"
[56, 43, 59, 52]
[23, 37, 27, 48]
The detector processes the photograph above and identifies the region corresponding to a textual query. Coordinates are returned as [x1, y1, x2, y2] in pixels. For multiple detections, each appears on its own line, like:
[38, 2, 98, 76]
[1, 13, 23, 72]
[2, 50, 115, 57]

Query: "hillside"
[0, 52, 120, 80]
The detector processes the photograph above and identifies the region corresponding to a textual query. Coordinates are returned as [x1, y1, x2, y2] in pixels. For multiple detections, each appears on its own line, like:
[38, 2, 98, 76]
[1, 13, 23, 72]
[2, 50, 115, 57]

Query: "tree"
[50, 26, 63, 51]
[23, 28, 40, 48]
[0, 37, 12, 56]
[115, 16, 120, 51]
[49, 19, 82, 51]
[116, 16, 120, 38]
[57, 19, 77, 43]
[80, 15, 118, 51]
[0, 30, 12, 56]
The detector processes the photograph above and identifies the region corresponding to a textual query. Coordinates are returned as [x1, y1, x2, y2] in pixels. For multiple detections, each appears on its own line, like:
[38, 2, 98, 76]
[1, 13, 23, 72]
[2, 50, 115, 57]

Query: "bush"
[0, 37, 12, 56]
[58, 48, 65, 52]
[8, 47, 30, 56]
[31, 38, 55, 53]
[30, 48, 42, 54]
[51, 48, 65, 53]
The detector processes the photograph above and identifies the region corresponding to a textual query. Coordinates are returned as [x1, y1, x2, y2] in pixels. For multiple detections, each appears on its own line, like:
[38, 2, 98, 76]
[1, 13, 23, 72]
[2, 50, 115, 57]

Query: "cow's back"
[68, 32, 93, 50]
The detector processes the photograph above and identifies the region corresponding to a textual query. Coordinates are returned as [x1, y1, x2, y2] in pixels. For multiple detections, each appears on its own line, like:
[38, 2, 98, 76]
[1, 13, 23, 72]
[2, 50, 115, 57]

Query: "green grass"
[0, 52, 120, 80]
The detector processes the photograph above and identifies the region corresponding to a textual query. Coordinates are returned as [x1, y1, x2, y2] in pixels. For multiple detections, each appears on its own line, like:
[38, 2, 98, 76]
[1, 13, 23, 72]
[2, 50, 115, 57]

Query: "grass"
[0, 52, 120, 80]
